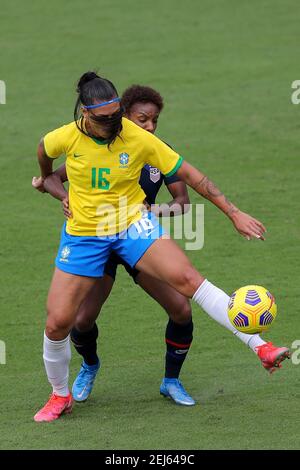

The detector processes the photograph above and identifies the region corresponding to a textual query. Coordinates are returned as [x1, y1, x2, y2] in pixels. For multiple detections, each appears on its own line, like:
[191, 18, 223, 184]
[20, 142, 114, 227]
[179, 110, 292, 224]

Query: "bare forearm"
[176, 161, 266, 240]
[192, 175, 239, 217]
[177, 162, 238, 219]
[54, 163, 68, 183]
[153, 197, 189, 217]
[44, 173, 68, 201]
[153, 181, 190, 217]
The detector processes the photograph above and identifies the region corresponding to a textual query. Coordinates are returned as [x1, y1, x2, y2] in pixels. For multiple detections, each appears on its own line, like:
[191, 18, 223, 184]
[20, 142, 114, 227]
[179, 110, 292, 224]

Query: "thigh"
[136, 272, 192, 324]
[47, 267, 99, 339]
[113, 212, 164, 270]
[75, 252, 124, 330]
[55, 223, 112, 278]
[135, 237, 204, 298]
[75, 275, 115, 330]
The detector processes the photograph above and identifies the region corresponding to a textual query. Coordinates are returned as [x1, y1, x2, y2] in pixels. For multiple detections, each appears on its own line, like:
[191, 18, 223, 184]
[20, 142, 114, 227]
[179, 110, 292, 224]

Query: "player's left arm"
[152, 180, 190, 217]
[176, 160, 266, 240]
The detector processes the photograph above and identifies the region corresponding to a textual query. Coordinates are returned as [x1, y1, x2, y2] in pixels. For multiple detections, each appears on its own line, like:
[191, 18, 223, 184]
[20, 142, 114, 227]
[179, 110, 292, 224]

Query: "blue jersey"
[139, 165, 180, 205]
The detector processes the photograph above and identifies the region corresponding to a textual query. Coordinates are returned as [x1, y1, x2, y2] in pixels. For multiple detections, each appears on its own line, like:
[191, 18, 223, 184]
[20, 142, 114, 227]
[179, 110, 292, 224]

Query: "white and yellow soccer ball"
[228, 285, 277, 334]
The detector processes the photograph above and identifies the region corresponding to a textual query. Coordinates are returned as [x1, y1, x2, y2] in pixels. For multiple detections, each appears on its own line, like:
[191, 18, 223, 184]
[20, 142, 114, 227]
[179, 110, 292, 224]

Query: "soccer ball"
[228, 285, 277, 334]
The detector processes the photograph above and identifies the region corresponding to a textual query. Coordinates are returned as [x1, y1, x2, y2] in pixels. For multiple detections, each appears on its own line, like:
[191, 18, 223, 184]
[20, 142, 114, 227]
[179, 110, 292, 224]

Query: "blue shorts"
[55, 212, 164, 278]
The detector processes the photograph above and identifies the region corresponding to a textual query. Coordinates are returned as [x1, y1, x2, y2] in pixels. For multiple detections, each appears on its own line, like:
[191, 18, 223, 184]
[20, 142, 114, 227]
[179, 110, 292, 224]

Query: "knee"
[75, 305, 100, 332]
[180, 301, 192, 322]
[175, 267, 203, 297]
[45, 321, 71, 340]
[46, 310, 72, 340]
[75, 315, 95, 332]
[167, 299, 192, 324]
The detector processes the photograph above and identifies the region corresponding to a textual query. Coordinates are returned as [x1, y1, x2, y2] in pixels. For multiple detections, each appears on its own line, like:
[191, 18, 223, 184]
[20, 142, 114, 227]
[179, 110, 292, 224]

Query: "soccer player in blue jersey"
[33, 72, 290, 422]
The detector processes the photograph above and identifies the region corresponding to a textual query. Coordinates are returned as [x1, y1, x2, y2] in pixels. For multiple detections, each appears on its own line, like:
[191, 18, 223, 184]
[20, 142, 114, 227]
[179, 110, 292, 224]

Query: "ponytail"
[76, 71, 100, 93]
[74, 71, 122, 147]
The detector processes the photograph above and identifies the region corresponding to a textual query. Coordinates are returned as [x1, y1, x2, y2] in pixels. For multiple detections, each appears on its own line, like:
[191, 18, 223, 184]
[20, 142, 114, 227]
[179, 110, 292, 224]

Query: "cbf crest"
[119, 152, 129, 166]
[60, 246, 71, 263]
[149, 166, 161, 183]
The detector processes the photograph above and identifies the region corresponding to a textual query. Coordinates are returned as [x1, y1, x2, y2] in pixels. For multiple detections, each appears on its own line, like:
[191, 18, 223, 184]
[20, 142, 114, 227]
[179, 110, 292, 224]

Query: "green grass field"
[1, 0, 300, 450]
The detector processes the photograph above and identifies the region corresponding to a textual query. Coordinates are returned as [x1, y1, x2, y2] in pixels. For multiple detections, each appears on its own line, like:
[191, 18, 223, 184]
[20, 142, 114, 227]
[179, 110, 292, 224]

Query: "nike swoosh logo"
[77, 385, 88, 398]
[175, 349, 189, 354]
[73, 153, 84, 158]
[145, 229, 156, 237]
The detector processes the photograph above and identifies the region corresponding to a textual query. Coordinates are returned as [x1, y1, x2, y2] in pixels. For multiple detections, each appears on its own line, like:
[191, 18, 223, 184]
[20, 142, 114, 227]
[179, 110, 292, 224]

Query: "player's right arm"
[43, 172, 71, 218]
[36, 138, 67, 200]
[32, 162, 68, 193]
[36, 132, 72, 217]
[37, 138, 53, 179]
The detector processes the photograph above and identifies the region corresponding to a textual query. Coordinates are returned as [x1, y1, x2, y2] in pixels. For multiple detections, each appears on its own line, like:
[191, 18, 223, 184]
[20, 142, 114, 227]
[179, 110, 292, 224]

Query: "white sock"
[43, 332, 71, 397]
[192, 280, 266, 352]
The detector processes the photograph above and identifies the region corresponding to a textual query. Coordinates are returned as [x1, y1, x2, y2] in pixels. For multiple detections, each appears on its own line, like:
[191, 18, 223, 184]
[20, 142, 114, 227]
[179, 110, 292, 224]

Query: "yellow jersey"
[43, 117, 183, 236]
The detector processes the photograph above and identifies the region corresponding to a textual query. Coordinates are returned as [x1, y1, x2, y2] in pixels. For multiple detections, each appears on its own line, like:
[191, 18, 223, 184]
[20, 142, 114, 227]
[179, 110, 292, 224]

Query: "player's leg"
[136, 272, 195, 405]
[35, 225, 113, 421]
[136, 237, 290, 372]
[71, 275, 114, 364]
[34, 268, 99, 422]
[71, 274, 115, 402]
[118, 214, 290, 374]
[136, 236, 205, 294]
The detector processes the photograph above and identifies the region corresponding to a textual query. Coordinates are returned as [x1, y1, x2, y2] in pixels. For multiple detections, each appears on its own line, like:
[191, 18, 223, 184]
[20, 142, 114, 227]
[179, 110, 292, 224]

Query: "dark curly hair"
[121, 85, 164, 114]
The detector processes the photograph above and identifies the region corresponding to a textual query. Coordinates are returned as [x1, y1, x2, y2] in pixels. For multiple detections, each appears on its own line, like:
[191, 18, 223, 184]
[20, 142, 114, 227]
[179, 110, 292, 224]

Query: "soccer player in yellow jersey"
[34, 85, 196, 406]
[34, 72, 290, 422]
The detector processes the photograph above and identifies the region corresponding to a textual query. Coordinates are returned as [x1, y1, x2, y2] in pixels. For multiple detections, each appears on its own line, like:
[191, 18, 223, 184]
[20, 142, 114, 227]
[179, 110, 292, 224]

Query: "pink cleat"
[255, 342, 291, 374]
[34, 393, 73, 422]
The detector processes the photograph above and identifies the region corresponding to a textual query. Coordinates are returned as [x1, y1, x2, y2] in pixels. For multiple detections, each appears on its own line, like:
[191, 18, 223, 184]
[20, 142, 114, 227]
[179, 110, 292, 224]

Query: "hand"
[61, 195, 72, 219]
[230, 210, 266, 240]
[32, 176, 46, 193]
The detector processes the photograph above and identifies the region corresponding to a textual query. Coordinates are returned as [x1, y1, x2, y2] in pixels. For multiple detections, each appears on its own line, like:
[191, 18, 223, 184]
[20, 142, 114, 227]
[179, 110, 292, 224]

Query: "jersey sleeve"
[160, 140, 181, 184]
[163, 172, 181, 186]
[145, 134, 183, 177]
[43, 125, 68, 159]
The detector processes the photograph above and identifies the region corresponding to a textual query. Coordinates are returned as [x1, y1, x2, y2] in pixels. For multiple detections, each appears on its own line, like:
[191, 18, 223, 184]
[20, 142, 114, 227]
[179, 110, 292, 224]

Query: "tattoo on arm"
[193, 176, 239, 216]
[226, 204, 239, 217]
[206, 179, 224, 197]
[193, 176, 208, 192]
[193, 176, 223, 198]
